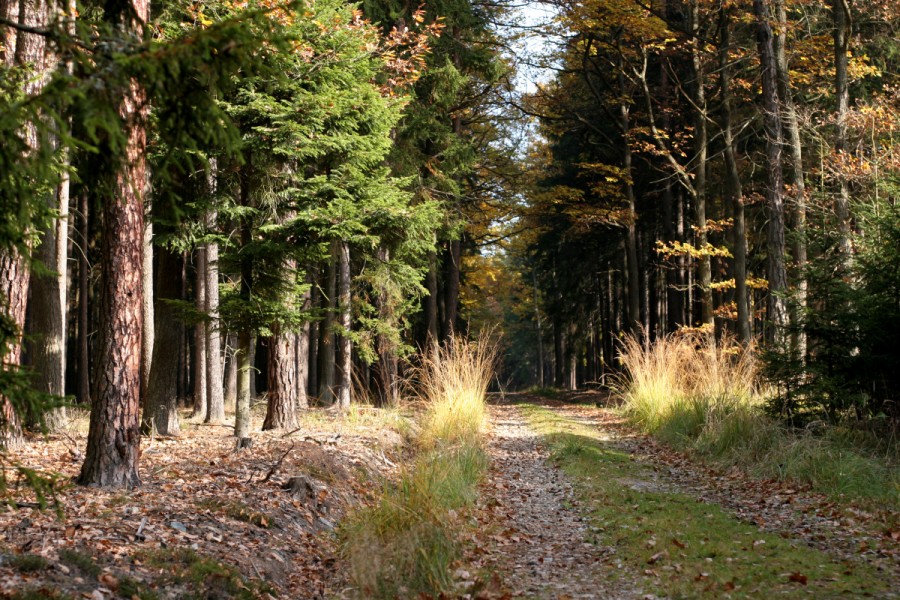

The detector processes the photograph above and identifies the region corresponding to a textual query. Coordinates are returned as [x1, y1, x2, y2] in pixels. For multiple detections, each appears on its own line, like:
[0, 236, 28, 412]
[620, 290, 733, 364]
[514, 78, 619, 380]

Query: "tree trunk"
[317, 246, 337, 405]
[142, 246, 181, 436]
[263, 326, 298, 430]
[29, 0, 68, 430]
[204, 205, 225, 424]
[234, 170, 253, 439]
[192, 245, 207, 418]
[223, 332, 237, 412]
[753, 0, 790, 345]
[335, 241, 352, 410]
[719, 11, 751, 344]
[78, 0, 149, 485]
[307, 280, 318, 398]
[442, 239, 461, 340]
[532, 270, 544, 388]
[77, 189, 90, 405]
[234, 330, 252, 439]
[619, 66, 641, 336]
[141, 212, 153, 402]
[775, 0, 808, 357]
[833, 0, 852, 259]
[689, 0, 713, 331]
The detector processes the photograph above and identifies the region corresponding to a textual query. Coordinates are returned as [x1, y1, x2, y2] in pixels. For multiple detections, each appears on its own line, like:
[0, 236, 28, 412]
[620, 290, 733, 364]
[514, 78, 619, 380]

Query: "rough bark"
[142, 246, 181, 436]
[753, 0, 790, 345]
[263, 328, 298, 430]
[619, 66, 641, 336]
[78, 0, 148, 484]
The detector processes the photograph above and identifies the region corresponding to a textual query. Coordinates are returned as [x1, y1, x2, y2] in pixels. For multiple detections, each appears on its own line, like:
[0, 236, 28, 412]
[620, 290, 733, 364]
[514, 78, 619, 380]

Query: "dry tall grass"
[619, 333, 760, 442]
[618, 333, 899, 503]
[340, 335, 497, 598]
[417, 335, 498, 450]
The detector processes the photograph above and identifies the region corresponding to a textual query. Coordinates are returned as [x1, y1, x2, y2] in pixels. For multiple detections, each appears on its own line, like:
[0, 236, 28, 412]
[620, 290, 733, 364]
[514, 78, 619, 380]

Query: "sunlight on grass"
[340, 335, 497, 599]
[519, 404, 893, 598]
[618, 333, 900, 505]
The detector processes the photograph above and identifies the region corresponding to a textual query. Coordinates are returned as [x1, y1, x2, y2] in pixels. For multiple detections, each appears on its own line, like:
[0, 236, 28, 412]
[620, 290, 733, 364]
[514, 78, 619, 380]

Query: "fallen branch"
[262, 442, 295, 483]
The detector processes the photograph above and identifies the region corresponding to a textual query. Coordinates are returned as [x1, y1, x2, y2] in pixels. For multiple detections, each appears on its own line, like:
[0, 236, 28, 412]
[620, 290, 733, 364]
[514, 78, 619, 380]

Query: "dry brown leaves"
[0, 410, 403, 599]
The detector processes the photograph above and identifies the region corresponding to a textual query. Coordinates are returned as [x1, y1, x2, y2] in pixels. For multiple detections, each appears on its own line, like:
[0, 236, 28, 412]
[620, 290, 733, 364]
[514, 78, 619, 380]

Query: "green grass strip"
[520, 403, 892, 599]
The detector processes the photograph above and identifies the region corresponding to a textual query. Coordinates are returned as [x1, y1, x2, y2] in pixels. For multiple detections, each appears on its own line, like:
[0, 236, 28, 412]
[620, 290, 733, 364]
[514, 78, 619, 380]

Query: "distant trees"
[496, 0, 900, 424]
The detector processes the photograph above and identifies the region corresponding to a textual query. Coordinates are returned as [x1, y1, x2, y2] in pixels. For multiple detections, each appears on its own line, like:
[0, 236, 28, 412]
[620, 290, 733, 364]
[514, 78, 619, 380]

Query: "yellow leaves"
[655, 240, 732, 260]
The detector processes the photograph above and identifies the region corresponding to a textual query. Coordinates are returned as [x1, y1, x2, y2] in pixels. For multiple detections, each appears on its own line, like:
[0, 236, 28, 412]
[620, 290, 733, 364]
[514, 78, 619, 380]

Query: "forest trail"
[469, 393, 899, 599]
[469, 401, 638, 599]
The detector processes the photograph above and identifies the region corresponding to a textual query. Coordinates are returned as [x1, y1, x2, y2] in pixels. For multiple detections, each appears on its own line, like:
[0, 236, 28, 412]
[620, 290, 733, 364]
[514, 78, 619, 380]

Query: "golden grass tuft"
[417, 335, 498, 450]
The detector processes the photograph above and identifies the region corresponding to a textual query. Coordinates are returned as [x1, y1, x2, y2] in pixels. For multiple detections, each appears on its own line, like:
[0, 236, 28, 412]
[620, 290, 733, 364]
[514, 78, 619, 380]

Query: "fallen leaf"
[788, 572, 808, 585]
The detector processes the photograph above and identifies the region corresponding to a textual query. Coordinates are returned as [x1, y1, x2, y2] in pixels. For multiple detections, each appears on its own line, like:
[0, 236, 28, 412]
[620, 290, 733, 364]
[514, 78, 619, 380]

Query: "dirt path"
[469, 403, 641, 599]
[468, 395, 899, 599]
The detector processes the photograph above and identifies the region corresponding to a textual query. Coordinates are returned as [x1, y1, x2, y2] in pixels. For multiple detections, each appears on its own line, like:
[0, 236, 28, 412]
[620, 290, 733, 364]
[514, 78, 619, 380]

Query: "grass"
[139, 547, 273, 599]
[58, 548, 101, 577]
[339, 336, 496, 599]
[618, 333, 900, 505]
[520, 403, 893, 598]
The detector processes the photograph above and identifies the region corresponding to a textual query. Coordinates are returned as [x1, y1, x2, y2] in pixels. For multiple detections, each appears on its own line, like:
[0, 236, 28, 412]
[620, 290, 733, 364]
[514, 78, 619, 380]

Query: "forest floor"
[1, 394, 898, 599]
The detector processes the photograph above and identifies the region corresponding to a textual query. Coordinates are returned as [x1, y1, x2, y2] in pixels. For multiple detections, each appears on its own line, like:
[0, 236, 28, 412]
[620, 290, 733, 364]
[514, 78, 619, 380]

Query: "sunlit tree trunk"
[192, 244, 207, 418]
[263, 325, 298, 430]
[775, 0, 808, 358]
[335, 241, 352, 410]
[78, 0, 149, 487]
[204, 202, 225, 424]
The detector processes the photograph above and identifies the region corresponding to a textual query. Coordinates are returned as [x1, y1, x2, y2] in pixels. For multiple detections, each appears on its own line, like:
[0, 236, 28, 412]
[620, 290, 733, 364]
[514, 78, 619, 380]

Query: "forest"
[0, 0, 898, 596]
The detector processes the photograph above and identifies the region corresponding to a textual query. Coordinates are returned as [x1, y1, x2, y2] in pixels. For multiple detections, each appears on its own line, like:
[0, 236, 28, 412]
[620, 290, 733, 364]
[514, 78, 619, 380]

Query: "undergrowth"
[339, 336, 496, 598]
[618, 334, 900, 505]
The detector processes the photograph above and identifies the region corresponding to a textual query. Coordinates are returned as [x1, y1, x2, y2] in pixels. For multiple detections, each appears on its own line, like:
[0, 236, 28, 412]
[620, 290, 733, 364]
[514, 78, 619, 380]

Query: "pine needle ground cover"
[339, 337, 497, 598]
[520, 403, 893, 598]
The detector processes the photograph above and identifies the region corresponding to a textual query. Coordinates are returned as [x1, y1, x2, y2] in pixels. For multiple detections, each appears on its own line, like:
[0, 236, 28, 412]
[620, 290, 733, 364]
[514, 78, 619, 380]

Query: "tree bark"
[192, 244, 207, 418]
[317, 245, 337, 405]
[833, 0, 852, 259]
[774, 0, 808, 357]
[77, 189, 90, 405]
[335, 241, 352, 410]
[142, 246, 181, 436]
[29, 0, 69, 430]
[753, 0, 790, 345]
[141, 211, 153, 401]
[78, 0, 149, 485]
[689, 0, 713, 331]
[204, 205, 225, 424]
[234, 168, 253, 439]
[442, 239, 461, 340]
[719, 11, 751, 344]
[263, 326, 298, 430]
